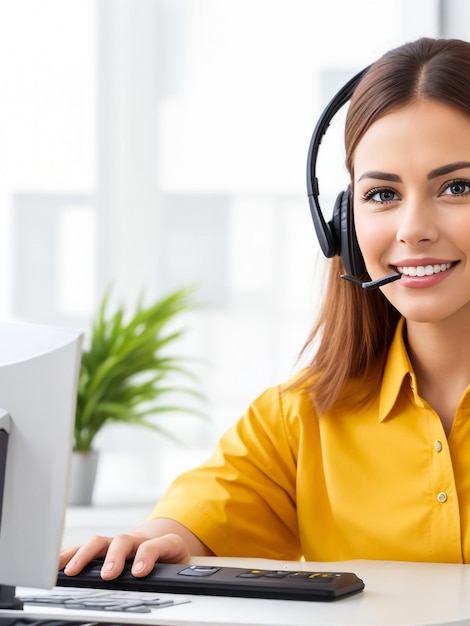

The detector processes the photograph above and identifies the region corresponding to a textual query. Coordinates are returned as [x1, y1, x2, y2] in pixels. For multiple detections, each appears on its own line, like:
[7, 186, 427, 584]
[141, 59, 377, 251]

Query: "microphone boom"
[340, 273, 402, 290]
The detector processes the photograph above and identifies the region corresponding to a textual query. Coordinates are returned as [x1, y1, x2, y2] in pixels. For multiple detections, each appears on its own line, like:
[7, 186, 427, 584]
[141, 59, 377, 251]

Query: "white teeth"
[397, 263, 453, 276]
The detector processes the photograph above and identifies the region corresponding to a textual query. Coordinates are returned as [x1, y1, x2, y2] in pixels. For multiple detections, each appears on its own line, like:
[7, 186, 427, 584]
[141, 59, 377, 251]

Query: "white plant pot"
[68, 449, 99, 506]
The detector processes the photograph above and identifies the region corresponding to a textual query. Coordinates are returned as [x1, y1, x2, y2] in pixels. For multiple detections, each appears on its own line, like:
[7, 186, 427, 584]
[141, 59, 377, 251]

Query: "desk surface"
[8, 557, 470, 626]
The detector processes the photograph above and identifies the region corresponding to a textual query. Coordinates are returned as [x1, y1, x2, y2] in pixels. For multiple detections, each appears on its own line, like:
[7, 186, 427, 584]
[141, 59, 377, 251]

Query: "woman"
[61, 36, 470, 579]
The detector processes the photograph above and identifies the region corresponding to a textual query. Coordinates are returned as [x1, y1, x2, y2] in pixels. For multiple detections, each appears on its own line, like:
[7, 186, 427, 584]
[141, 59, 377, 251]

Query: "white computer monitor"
[0, 320, 82, 605]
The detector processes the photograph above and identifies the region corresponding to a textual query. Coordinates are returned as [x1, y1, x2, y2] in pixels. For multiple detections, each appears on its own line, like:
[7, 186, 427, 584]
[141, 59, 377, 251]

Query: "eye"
[441, 179, 470, 196]
[360, 187, 399, 204]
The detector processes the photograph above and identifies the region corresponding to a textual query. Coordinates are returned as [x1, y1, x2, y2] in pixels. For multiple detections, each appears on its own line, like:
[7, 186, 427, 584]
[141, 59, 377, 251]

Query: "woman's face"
[353, 98, 470, 325]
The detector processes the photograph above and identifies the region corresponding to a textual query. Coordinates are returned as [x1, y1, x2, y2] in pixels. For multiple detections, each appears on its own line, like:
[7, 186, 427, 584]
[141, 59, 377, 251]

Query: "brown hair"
[296, 37, 470, 414]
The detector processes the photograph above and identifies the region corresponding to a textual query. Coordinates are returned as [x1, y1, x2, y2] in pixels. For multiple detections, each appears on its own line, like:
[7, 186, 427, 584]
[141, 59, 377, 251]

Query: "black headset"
[306, 68, 369, 278]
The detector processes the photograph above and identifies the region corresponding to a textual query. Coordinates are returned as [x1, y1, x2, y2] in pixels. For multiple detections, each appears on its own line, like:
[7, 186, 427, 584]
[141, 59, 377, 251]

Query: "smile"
[396, 262, 454, 277]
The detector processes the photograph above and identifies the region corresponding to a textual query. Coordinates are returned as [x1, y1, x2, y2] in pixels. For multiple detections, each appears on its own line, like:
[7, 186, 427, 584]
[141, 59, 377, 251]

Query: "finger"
[130, 534, 191, 577]
[62, 535, 114, 575]
[58, 545, 82, 570]
[99, 534, 149, 580]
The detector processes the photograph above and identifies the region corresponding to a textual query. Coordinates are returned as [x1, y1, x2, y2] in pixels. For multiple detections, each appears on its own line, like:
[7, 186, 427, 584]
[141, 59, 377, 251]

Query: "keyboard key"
[19, 589, 189, 614]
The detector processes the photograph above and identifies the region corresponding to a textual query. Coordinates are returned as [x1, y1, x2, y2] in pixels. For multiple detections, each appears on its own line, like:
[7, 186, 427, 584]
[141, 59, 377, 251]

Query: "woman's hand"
[59, 518, 213, 580]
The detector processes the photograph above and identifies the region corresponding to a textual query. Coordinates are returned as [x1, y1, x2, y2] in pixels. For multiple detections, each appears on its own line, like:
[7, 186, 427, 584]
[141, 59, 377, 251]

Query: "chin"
[389, 298, 455, 324]
[395, 302, 470, 326]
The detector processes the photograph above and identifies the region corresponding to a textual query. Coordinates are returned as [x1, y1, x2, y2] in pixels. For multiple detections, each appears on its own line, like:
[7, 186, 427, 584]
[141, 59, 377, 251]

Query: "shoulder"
[249, 370, 315, 411]
[223, 373, 319, 470]
[244, 371, 319, 437]
[279, 366, 384, 421]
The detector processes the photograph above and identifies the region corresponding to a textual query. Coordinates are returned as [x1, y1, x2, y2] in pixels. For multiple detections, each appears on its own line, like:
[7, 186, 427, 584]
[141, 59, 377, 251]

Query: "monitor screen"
[0, 321, 82, 593]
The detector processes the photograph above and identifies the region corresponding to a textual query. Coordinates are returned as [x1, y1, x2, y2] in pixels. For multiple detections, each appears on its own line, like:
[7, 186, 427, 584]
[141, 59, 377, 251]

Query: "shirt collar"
[379, 317, 418, 422]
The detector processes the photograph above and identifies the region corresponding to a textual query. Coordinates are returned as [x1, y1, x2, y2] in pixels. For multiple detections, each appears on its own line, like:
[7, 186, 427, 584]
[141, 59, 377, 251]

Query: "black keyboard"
[56, 559, 365, 602]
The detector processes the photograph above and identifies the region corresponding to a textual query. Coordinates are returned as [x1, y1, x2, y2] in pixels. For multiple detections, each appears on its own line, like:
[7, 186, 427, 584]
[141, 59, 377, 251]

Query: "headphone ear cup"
[331, 191, 345, 257]
[333, 189, 366, 277]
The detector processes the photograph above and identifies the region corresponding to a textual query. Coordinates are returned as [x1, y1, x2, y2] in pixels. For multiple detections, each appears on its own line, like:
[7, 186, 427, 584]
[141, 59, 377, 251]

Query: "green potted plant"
[68, 286, 203, 506]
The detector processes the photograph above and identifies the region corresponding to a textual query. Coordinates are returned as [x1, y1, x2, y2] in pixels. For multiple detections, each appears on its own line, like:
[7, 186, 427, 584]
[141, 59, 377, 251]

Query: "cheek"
[354, 213, 389, 270]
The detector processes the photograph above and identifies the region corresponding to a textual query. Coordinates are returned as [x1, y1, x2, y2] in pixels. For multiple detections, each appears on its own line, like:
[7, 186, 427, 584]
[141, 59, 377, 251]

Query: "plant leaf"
[74, 286, 206, 451]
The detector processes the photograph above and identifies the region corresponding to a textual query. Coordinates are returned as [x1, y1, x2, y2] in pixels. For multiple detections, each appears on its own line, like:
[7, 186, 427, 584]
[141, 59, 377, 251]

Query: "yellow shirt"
[151, 319, 470, 563]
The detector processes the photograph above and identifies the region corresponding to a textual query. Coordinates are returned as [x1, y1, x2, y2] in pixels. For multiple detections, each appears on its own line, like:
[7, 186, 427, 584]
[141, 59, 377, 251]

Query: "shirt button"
[437, 492, 447, 503]
[434, 440, 443, 453]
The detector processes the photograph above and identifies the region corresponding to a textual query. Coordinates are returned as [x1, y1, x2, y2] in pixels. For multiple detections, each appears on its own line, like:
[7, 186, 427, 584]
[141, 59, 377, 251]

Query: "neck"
[406, 313, 470, 377]
[406, 313, 470, 434]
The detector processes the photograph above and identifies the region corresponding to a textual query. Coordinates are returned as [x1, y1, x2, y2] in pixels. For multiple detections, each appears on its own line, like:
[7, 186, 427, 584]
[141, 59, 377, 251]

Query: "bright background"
[1, 0, 466, 504]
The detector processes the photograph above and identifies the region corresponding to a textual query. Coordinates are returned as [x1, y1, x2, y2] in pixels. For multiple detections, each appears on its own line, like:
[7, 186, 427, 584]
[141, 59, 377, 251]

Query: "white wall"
[1, 0, 453, 503]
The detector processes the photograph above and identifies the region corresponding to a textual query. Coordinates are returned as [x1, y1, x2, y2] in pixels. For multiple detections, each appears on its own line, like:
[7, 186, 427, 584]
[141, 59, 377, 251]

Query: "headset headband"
[306, 67, 369, 258]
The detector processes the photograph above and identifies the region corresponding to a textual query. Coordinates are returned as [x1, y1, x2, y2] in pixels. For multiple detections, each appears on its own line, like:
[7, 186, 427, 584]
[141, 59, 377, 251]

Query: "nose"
[395, 198, 439, 247]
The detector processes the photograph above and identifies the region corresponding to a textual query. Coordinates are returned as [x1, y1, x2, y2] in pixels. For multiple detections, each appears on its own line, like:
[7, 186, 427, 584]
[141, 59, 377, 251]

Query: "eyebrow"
[357, 171, 401, 183]
[357, 161, 470, 184]
[427, 161, 470, 179]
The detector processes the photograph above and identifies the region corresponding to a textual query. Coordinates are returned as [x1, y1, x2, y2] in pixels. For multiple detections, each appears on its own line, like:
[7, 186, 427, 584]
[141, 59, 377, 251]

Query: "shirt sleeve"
[149, 384, 302, 560]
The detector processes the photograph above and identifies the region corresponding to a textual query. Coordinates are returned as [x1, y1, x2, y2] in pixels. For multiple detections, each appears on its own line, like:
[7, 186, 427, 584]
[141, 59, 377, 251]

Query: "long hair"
[296, 37, 470, 415]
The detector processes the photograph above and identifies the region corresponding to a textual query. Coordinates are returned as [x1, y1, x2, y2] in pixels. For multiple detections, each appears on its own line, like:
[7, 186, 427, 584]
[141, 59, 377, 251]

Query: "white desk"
[7, 557, 470, 626]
